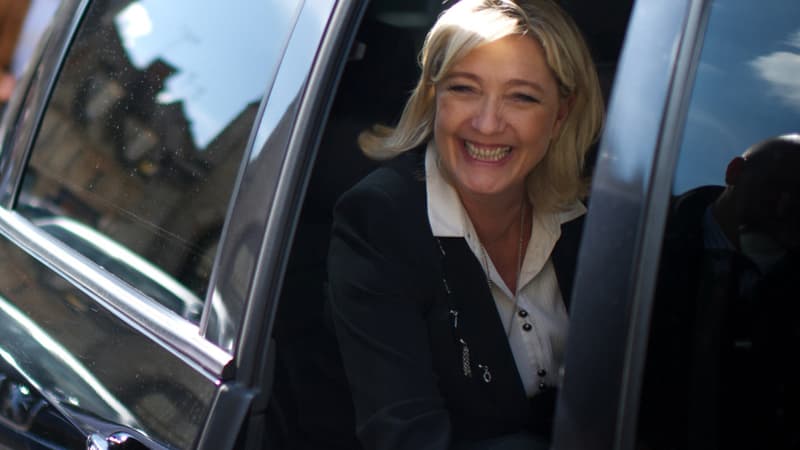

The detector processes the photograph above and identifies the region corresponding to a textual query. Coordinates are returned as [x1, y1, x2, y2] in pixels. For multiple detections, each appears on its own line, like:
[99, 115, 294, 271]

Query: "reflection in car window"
[638, 1, 800, 449]
[15, 0, 294, 324]
[673, 0, 800, 192]
[37, 217, 204, 322]
[0, 294, 141, 432]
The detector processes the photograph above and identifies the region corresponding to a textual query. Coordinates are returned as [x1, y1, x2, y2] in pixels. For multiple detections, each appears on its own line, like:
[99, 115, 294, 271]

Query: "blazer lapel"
[436, 237, 530, 424]
[550, 216, 585, 312]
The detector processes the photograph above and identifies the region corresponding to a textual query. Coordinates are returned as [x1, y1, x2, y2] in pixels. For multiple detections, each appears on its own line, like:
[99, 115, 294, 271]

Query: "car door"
[0, 0, 353, 448]
[556, 0, 800, 449]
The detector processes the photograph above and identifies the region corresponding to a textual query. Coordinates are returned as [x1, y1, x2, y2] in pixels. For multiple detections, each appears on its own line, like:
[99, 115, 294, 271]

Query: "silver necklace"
[480, 198, 526, 338]
[436, 199, 549, 388]
[480, 201, 551, 390]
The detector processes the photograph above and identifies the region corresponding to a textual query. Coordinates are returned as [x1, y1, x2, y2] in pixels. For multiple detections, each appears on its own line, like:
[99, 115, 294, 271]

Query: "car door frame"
[552, 0, 714, 449]
[197, 0, 377, 447]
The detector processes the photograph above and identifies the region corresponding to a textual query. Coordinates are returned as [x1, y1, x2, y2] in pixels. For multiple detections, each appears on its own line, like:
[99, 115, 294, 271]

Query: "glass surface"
[672, 0, 800, 193]
[638, 1, 800, 449]
[15, 0, 296, 324]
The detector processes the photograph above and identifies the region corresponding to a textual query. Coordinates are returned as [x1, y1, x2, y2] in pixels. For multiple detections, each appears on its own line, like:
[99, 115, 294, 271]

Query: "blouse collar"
[424, 142, 586, 290]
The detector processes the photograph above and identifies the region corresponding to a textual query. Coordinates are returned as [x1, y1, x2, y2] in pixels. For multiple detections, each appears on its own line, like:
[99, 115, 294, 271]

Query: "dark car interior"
[267, 0, 634, 448]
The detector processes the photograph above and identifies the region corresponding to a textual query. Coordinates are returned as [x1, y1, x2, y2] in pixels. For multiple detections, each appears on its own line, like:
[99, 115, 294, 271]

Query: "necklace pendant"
[478, 364, 492, 383]
[459, 338, 472, 378]
[449, 309, 459, 329]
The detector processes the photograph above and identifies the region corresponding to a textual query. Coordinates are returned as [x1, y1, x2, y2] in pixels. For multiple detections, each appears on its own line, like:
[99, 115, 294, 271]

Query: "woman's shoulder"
[338, 147, 427, 212]
[331, 146, 435, 260]
[330, 146, 438, 280]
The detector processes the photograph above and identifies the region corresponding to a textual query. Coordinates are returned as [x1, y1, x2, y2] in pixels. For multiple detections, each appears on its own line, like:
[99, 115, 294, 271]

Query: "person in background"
[10, 0, 60, 76]
[640, 134, 800, 450]
[0, 0, 31, 105]
[0, 0, 60, 111]
[327, 0, 604, 449]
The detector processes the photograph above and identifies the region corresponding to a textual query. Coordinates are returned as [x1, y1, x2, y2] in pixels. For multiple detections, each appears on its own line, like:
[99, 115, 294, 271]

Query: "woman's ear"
[552, 95, 574, 136]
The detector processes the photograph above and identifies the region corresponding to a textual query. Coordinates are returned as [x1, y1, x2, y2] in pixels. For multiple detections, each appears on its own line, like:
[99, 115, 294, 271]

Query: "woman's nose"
[471, 96, 505, 134]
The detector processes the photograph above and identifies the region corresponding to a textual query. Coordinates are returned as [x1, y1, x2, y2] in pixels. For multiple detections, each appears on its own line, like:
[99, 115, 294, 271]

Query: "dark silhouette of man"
[639, 134, 800, 450]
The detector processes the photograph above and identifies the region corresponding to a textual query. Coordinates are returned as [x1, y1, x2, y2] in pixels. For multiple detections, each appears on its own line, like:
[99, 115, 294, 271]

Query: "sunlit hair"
[359, 0, 604, 212]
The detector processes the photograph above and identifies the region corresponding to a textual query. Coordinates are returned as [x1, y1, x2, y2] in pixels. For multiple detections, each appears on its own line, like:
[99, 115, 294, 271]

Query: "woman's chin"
[455, 179, 516, 200]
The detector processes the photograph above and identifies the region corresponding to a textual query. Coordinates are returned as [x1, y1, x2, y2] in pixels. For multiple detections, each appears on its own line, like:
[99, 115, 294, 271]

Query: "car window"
[638, 1, 800, 449]
[14, 0, 295, 325]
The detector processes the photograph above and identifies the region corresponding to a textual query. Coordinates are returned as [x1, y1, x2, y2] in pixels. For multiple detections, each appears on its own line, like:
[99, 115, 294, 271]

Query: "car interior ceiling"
[267, 1, 634, 448]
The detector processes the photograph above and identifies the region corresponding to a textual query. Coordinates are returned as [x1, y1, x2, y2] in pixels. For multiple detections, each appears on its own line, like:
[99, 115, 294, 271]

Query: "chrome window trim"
[0, 208, 232, 378]
[553, 0, 697, 449]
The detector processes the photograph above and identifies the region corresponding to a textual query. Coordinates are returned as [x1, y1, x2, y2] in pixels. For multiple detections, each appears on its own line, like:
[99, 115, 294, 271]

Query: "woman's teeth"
[465, 141, 511, 161]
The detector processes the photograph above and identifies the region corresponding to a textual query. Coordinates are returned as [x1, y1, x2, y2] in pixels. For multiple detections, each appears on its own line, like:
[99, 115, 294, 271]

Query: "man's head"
[724, 134, 800, 251]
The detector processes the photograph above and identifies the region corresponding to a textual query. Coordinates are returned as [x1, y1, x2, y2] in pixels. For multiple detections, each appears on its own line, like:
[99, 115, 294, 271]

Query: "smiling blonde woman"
[328, 1, 604, 448]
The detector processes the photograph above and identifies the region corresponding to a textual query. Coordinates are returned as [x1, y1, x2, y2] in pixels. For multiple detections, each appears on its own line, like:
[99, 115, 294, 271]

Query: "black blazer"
[328, 149, 585, 450]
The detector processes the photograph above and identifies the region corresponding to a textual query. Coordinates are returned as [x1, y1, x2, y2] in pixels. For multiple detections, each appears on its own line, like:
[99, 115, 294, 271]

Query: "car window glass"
[638, 1, 800, 449]
[15, 0, 295, 325]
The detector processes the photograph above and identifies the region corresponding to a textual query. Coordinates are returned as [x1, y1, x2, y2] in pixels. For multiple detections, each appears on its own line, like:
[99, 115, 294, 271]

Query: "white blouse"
[424, 143, 585, 396]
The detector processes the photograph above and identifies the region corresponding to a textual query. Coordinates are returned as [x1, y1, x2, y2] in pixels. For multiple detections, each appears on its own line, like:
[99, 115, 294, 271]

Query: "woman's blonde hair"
[359, 0, 604, 212]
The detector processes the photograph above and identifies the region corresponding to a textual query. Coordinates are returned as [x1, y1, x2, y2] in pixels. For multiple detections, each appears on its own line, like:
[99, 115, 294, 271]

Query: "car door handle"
[87, 432, 150, 450]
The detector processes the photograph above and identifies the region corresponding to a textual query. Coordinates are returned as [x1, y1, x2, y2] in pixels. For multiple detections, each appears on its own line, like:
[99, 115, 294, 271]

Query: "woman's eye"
[512, 93, 540, 103]
[447, 84, 476, 94]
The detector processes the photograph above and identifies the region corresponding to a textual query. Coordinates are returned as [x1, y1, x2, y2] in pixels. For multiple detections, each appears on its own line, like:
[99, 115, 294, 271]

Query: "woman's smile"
[464, 140, 512, 162]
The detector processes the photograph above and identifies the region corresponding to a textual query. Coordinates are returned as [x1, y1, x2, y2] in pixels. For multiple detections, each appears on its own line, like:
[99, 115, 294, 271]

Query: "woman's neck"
[460, 189, 531, 293]
[459, 190, 528, 245]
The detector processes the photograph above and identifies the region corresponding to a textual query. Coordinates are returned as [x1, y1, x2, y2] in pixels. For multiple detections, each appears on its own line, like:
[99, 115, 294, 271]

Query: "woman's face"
[434, 34, 569, 203]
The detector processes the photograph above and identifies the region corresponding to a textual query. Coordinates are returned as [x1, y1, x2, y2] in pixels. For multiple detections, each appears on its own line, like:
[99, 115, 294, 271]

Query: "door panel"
[0, 236, 217, 448]
[0, 355, 85, 449]
[553, 0, 696, 449]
